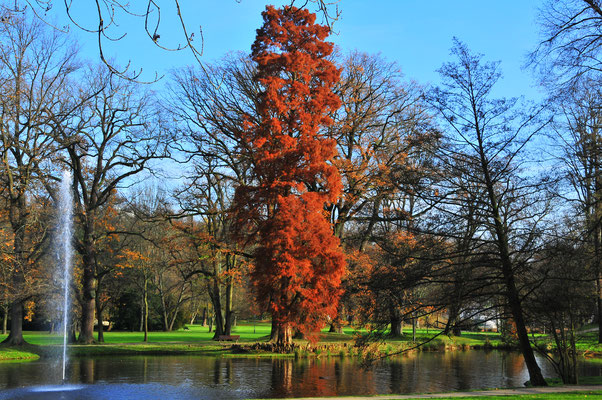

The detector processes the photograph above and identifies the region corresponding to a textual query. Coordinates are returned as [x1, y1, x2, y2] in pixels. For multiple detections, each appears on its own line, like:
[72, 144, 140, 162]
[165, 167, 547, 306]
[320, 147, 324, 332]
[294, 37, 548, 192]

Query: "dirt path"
[272, 385, 602, 399]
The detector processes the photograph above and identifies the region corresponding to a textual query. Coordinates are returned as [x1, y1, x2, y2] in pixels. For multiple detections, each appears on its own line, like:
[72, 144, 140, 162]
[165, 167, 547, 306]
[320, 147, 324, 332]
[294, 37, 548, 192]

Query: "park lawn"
[0, 323, 508, 348]
[394, 392, 602, 400]
[0, 323, 529, 362]
[0, 322, 596, 360]
[0, 322, 275, 345]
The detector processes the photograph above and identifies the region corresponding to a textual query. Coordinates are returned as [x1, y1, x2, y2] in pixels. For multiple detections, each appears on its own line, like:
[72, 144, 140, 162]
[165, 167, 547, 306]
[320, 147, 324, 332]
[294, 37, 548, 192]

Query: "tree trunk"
[2, 305, 7, 335]
[497, 229, 546, 385]
[158, 274, 170, 332]
[2, 302, 25, 345]
[168, 310, 179, 332]
[96, 302, 104, 343]
[3, 201, 28, 346]
[224, 280, 233, 336]
[79, 268, 96, 343]
[224, 255, 235, 336]
[209, 280, 225, 339]
[276, 322, 292, 347]
[68, 323, 77, 344]
[389, 305, 403, 337]
[270, 319, 279, 341]
[329, 304, 345, 333]
[139, 302, 144, 332]
[597, 273, 602, 344]
[143, 277, 149, 342]
[445, 303, 462, 336]
[95, 278, 104, 343]
[477, 124, 547, 387]
[78, 229, 97, 344]
[200, 307, 207, 327]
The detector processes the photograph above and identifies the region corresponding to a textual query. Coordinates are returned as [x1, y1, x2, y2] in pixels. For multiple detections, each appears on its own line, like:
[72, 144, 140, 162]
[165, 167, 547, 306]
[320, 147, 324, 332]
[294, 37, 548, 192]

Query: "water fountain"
[57, 170, 73, 381]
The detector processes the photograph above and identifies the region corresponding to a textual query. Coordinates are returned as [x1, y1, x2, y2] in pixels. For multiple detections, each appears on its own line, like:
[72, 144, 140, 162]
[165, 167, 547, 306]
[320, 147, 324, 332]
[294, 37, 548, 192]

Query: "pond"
[0, 351, 600, 399]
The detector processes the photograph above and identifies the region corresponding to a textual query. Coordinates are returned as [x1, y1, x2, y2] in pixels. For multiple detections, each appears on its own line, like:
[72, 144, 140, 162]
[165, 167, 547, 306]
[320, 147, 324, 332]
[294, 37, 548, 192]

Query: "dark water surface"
[0, 351, 600, 399]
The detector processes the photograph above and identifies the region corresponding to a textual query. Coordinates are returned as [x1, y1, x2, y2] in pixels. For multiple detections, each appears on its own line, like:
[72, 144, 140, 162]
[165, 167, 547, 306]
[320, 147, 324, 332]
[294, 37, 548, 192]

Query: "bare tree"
[531, 0, 602, 88]
[168, 54, 256, 339]
[52, 67, 169, 343]
[427, 39, 551, 386]
[528, 235, 595, 384]
[552, 80, 602, 343]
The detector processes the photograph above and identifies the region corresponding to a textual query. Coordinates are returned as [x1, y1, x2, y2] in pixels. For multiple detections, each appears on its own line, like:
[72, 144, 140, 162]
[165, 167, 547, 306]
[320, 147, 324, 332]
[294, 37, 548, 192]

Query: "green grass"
[575, 331, 602, 355]
[392, 393, 602, 400]
[0, 322, 275, 345]
[0, 323, 506, 347]
[0, 322, 598, 363]
[545, 376, 602, 386]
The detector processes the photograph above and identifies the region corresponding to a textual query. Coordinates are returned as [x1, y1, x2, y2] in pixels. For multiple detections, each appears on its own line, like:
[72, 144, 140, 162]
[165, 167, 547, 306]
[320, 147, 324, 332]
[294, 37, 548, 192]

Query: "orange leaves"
[389, 230, 418, 249]
[115, 249, 148, 270]
[24, 300, 35, 322]
[234, 6, 346, 341]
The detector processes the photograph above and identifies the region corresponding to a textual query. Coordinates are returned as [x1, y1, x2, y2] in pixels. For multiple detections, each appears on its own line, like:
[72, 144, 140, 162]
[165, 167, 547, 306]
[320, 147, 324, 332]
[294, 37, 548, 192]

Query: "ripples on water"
[0, 351, 600, 399]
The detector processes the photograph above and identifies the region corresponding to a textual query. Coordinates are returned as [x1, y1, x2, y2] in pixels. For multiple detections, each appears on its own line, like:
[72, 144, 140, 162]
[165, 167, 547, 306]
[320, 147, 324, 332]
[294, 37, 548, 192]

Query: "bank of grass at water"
[0, 345, 40, 361]
[393, 392, 602, 400]
[0, 322, 519, 361]
[0, 322, 595, 361]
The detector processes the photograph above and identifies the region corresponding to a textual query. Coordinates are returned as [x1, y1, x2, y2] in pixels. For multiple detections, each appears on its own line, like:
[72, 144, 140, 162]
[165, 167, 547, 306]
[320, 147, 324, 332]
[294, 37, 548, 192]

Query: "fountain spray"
[58, 170, 73, 381]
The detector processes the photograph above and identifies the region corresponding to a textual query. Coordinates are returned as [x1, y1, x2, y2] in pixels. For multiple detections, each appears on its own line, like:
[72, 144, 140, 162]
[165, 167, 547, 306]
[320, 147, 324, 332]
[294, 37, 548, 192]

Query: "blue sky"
[58, 0, 543, 99]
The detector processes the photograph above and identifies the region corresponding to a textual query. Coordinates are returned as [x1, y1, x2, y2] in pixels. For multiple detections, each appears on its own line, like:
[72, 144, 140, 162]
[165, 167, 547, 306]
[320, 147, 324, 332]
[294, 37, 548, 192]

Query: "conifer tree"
[233, 5, 345, 346]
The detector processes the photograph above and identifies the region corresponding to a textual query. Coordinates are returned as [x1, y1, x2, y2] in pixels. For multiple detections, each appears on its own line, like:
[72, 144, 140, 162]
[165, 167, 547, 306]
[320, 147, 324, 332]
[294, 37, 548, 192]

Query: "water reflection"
[0, 351, 600, 399]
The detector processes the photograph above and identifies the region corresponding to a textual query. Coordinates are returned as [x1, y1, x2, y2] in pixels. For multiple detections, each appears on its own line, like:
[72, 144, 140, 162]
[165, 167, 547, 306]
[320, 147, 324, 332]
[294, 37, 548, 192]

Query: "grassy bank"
[0, 322, 596, 361]
[395, 392, 602, 400]
[0, 345, 40, 361]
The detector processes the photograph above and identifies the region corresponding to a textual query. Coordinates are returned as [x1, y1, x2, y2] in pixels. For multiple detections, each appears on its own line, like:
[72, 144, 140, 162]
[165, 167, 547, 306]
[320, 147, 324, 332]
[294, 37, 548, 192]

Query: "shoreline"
[1, 324, 601, 363]
[0, 341, 520, 362]
[1, 339, 601, 362]
[254, 385, 602, 400]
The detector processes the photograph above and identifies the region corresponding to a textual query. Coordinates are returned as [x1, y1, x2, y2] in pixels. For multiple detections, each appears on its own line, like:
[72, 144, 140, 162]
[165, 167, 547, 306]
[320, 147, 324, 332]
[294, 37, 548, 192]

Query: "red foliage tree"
[233, 5, 345, 346]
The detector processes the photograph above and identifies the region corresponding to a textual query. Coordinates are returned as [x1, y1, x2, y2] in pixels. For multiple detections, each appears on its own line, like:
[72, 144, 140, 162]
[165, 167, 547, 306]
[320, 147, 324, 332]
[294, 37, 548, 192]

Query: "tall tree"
[553, 81, 602, 343]
[329, 52, 439, 332]
[233, 6, 345, 346]
[428, 39, 550, 386]
[532, 0, 602, 344]
[52, 67, 168, 343]
[168, 54, 257, 339]
[0, 10, 78, 345]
